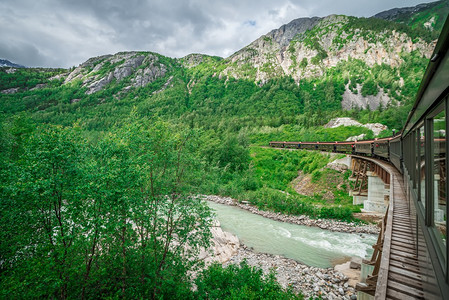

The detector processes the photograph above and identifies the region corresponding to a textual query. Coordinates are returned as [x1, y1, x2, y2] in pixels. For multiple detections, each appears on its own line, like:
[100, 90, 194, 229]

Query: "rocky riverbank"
[203, 195, 379, 235]
[226, 244, 357, 300]
[200, 220, 358, 299]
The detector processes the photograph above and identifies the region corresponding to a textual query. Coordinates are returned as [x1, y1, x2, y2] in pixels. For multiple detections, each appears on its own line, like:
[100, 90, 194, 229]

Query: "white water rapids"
[208, 201, 377, 268]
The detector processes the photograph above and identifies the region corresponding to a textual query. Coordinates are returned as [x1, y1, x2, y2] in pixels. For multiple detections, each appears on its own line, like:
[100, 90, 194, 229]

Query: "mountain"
[0, 59, 25, 68]
[373, 1, 443, 22]
[0, 1, 447, 137]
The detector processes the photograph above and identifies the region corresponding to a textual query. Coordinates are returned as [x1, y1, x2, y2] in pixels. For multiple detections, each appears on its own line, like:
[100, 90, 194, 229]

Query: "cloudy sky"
[0, 0, 437, 68]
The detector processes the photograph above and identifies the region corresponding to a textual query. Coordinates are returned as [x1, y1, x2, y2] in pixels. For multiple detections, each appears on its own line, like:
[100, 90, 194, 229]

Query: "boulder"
[350, 257, 362, 270]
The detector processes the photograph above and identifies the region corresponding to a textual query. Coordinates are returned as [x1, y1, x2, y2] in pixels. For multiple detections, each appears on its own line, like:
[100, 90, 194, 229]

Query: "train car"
[335, 141, 354, 154]
[284, 142, 300, 149]
[300, 142, 318, 150]
[373, 137, 390, 160]
[389, 135, 402, 171]
[354, 140, 373, 156]
[316, 142, 335, 152]
[398, 16, 449, 298]
[269, 141, 285, 148]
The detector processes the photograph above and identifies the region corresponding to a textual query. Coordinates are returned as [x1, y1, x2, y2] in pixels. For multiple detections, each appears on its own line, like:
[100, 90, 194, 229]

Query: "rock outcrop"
[199, 220, 240, 265]
[64, 52, 170, 94]
[341, 84, 392, 111]
[325, 117, 387, 136]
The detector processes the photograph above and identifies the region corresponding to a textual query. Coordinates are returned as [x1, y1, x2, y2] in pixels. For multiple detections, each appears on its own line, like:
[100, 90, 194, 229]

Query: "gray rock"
[5, 68, 17, 74]
[266, 17, 322, 47]
[1, 87, 19, 94]
[350, 257, 362, 269]
[113, 66, 133, 81]
[30, 83, 47, 90]
[87, 73, 113, 94]
[341, 84, 391, 111]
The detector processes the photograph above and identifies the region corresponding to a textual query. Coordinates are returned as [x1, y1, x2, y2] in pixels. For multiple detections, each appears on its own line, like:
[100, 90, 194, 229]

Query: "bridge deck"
[352, 156, 423, 299]
[386, 170, 423, 299]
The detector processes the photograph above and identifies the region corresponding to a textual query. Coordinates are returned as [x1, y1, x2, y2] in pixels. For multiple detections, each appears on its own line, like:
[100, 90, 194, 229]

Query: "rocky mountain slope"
[0, 1, 447, 134]
[48, 1, 445, 113]
[63, 52, 174, 95]
[222, 14, 435, 83]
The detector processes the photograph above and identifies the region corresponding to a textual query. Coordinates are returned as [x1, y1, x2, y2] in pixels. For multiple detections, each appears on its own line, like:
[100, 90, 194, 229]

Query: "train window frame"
[413, 128, 419, 190]
[426, 100, 448, 280]
[417, 124, 426, 210]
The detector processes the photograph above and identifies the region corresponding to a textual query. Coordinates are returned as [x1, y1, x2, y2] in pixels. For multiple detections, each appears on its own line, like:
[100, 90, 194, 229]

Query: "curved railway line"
[270, 16, 449, 299]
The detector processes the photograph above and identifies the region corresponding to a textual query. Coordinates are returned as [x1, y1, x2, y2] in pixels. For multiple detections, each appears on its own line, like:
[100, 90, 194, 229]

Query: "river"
[208, 201, 377, 269]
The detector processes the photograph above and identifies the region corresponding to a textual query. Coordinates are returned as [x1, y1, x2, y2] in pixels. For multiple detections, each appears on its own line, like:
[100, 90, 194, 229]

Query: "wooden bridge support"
[350, 158, 391, 213]
[351, 158, 371, 195]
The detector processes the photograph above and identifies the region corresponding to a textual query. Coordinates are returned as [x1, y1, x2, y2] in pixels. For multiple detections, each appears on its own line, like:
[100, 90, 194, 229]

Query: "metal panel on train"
[354, 141, 373, 155]
[373, 139, 390, 160]
[389, 136, 401, 171]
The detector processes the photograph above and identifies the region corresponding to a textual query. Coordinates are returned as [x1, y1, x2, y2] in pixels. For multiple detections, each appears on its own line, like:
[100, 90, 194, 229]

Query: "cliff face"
[64, 52, 172, 94]
[220, 14, 436, 84]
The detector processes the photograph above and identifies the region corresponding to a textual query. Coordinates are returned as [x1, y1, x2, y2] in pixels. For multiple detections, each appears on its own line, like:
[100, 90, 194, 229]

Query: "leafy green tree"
[0, 125, 85, 298]
[0, 119, 214, 299]
[195, 261, 302, 300]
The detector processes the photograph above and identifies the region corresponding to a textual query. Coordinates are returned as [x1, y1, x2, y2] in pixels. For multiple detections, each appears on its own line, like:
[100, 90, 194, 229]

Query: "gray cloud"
[0, 0, 438, 68]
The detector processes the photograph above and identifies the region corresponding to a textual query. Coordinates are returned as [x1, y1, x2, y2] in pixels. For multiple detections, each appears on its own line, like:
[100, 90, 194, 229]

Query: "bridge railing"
[354, 157, 394, 297]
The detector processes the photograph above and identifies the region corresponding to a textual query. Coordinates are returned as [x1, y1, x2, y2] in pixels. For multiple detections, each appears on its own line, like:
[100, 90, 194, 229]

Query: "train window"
[414, 130, 419, 190]
[433, 110, 447, 263]
[419, 126, 426, 206]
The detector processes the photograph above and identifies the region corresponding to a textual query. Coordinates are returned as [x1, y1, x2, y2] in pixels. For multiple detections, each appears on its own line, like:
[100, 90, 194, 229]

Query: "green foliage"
[361, 79, 378, 97]
[250, 148, 331, 190]
[242, 187, 355, 222]
[0, 117, 213, 299]
[195, 261, 302, 300]
[389, 1, 449, 40]
[299, 57, 308, 69]
[311, 169, 322, 182]
[0, 68, 65, 90]
[1, 5, 445, 296]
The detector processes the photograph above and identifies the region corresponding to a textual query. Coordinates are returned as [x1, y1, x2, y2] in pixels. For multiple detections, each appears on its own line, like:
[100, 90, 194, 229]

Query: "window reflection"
[433, 111, 446, 262]
[420, 126, 426, 207]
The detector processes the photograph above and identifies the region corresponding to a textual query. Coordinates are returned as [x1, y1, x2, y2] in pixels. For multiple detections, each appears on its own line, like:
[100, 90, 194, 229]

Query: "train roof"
[403, 14, 449, 135]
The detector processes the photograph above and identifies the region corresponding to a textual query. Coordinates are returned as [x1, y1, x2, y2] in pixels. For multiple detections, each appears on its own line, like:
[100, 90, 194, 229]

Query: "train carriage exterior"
[316, 142, 335, 152]
[300, 142, 318, 150]
[389, 135, 402, 172]
[269, 141, 285, 148]
[354, 140, 373, 156]
[335, 141, 354, 154]
[373, 137, 390, 160]
[284, 142, 300, 149]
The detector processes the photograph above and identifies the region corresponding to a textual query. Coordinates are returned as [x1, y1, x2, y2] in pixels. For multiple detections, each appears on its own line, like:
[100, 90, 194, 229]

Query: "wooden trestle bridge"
[352, 156, 424, 299]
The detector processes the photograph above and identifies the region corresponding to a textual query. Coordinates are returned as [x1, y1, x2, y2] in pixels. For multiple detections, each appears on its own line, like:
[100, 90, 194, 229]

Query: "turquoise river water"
[208, 201, 377, 268]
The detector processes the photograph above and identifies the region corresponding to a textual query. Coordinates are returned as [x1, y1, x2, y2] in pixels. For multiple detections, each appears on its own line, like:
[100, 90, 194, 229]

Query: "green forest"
[1, 1, 447, 298]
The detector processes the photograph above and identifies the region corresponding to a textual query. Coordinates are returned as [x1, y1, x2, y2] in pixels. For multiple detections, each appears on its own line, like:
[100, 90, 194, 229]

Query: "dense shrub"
[195, 261, 302, 300]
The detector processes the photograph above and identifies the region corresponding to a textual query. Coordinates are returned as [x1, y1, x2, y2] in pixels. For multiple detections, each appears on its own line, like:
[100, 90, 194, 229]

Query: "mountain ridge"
[0, 1, 448, 134]
[373, 1, 440, 21]
[0, 59, 26, 68]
